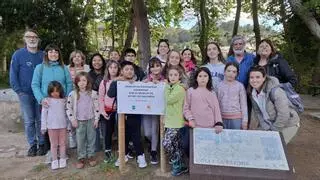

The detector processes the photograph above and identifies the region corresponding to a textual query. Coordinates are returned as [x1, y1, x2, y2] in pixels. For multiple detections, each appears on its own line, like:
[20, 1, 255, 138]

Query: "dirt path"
[0, 114, 319, 180]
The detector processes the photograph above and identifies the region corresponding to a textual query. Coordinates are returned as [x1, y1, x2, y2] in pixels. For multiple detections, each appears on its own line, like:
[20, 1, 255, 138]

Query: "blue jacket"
[31, 61, 73, 104]
[227, 52, 255, 88]
[10, 48, 44, 95]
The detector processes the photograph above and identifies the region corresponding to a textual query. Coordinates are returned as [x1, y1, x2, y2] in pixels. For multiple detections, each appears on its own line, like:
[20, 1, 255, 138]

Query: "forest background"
[0, 0, 319, 93]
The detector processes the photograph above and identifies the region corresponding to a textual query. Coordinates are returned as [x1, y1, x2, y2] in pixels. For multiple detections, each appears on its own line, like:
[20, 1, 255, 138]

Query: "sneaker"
[51, 160, 59, 170]
[27, 144, 37, 157]
[171, 166, 188, 176]
[88, 157, 97, 167]
[137, 154, 147, 168]
[115, 155, 129, 167]
[150, 151, 158, 165]
[169, 158, 173, 165]
[59, 158, 67, 169]
[44, 151, 52, 164]
[76, 159, 85, 169]
[127, 142, 134, 159]
[104, 150, 112, 163]
[37, 144, 46, 156]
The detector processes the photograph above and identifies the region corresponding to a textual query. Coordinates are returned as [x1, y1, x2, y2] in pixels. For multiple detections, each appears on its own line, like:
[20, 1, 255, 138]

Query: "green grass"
[32, 163, 48, 172]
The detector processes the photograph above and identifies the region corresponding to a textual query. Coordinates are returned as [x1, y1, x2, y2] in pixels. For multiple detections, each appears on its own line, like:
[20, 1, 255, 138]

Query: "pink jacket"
[217, 80, 248, 123]
[183, 87, 222, 128]
[98, 80, 116, 115]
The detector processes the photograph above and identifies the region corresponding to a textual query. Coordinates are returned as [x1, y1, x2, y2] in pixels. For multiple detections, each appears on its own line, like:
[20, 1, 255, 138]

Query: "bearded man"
[10, 29, 45, 156]
[227, 35, 255, 88]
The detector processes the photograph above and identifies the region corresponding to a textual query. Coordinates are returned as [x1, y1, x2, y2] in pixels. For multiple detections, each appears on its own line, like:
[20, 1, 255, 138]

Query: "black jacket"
[254, 53, 297, 87]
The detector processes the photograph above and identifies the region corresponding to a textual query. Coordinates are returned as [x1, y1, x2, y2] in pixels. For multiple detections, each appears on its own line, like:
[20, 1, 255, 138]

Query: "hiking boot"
[137, 154, 147, 168]
[115, 155, 129, 167]
[59, 158, 67, 169]
[150, 151, 158, 165]
[76, 159, 85, 169]
[27, 144, 37, 157]
[104, 150, 112, 163]
[88, 157, 97, 167]
[37, 144, 46, 156]
[51, 160, 59, 170]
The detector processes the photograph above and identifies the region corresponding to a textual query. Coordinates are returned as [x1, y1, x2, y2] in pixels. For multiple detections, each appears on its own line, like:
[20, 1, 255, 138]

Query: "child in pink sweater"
[217, 62, 248, 130]
[98, 60, 120, 163]
[41, 81, 68, 170]
[183, 67, 223, 131]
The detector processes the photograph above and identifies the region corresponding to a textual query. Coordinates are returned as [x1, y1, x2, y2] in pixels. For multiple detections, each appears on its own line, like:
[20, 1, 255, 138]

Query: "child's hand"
[242, 123, 248, 130]
[71, 120, 78, 128]
[102, 113, 110, 120]
[116, 76, 125, 81]
[164, 79, 168, 84]
[188, 120, 196, 128]
[41, 129, 47, 135]
[41, 98, 49, 108]
[93, 120, 99, 128]
[142, 79, 149, 83]
[214, 125, 223, 134]
[152, 80, 160, 84]
[128, 79, 135, 84]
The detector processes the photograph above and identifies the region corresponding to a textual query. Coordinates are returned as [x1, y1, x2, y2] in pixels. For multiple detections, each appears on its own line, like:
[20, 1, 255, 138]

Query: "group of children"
[40, 41, 249, 176]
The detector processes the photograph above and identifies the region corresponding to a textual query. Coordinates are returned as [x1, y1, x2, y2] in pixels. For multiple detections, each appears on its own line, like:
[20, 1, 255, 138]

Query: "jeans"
[18, 93, 44, 147]
[180, 125, 190, 157]
[76, 119, 96, 160]
[223, 119, 242, 129]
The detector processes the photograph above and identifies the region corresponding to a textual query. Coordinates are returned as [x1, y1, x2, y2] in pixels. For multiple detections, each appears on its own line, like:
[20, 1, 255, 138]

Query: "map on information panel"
[193, 128, 289, 171]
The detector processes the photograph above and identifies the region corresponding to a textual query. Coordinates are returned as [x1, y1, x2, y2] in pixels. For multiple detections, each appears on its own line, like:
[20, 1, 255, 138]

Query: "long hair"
[69, 50, 86, 67]
[74, 71, 92, 100]
[148, 57, 163, 74]
[190, 67, 213, 91]
[89, 53, 106, 74]
[104, 60, 120, 81]
[182, 48, 197, 65]
[43, 44, 64, 66]
[162, 50, 186, 78]
[157, 39, 170, 54]
[47, 81, 64, 98]
[256, 39, 277, 60]
[202, 42, 225, 65]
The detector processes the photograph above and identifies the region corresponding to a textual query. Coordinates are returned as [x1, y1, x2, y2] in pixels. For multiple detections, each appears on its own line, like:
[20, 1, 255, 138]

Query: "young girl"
[202, 42, 225, 92]
[183, 67, 223, 130]
[163, 66, 188, 176]
[181, 48, 197, 75]
[66, 72, 100, 169]
[142, 57, 164, 165]
[68, 50, 90, 82]
[162, 50, 188, 88]
[217, 62, 248, 130]
[41, 81, 68, 170]
[98, 60, 120, 163]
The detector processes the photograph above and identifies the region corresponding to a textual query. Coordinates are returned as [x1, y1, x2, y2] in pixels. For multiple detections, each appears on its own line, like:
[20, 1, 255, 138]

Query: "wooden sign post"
[118, 113, 126, 174]
[160, 115, 166, 172]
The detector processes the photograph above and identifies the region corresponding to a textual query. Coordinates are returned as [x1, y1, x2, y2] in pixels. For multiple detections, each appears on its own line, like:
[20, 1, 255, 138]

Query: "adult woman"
[254, 39, 297, 86]
[248, 66, 300, 144]
[31, 44, 73, 155]
[156, 39, 170, 65]
[68, 50, 90, 81]
[88, 53, 106, 152]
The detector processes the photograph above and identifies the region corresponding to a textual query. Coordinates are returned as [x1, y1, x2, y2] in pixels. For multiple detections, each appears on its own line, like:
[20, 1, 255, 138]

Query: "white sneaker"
[115, 155, 129, 167]
[59, 158, 67, 168]
[51, 160, 59, 170]
[137, 154, 147, 168]
[45, 151, 52, 164]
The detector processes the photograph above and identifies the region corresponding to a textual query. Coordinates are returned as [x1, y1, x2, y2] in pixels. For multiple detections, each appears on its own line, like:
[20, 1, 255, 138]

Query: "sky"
[178, 10, 283, 32]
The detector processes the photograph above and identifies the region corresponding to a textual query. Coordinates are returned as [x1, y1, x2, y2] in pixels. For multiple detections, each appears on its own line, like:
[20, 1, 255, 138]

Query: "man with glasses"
[227, 35, 255, 127]
[10, 29, 45, 156]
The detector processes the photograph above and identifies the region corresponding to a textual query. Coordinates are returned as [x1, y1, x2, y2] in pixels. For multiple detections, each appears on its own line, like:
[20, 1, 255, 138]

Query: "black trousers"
[125, 114, 143, 156]
[101, 112, 116, 151]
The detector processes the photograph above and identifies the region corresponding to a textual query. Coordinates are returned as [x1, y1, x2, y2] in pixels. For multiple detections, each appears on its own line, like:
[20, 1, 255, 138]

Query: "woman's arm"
[31, 64, 45, 104]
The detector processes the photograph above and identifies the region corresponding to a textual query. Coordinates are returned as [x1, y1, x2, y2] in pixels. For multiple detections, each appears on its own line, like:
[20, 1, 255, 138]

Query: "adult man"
[227, 35, 255, 88]
[10, 29, 45, 156]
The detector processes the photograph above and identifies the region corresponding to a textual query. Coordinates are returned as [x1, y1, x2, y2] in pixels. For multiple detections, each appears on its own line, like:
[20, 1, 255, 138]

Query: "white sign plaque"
[117, 81, 165, 115]
[193, 128, 289, 171]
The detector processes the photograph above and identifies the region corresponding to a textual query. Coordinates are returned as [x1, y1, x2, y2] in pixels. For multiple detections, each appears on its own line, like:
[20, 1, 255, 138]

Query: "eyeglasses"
[24, 36, 39, 39]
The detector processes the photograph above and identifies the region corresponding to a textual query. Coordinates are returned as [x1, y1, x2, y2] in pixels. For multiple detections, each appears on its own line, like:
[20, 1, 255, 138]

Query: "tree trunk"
[288, 0, 320, 41]
[132, 0, 151, 69]
[232, 0, 241, 37]
[111, 0, 116, 49]
[252, 0, 261, 50]
[121, 7, 135, 60]
[199, 0, 209, 63]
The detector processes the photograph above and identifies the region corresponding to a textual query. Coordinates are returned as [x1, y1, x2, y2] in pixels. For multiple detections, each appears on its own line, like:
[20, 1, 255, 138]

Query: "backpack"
[270, 82, 304, 114]
[103, 80, 116, 113]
